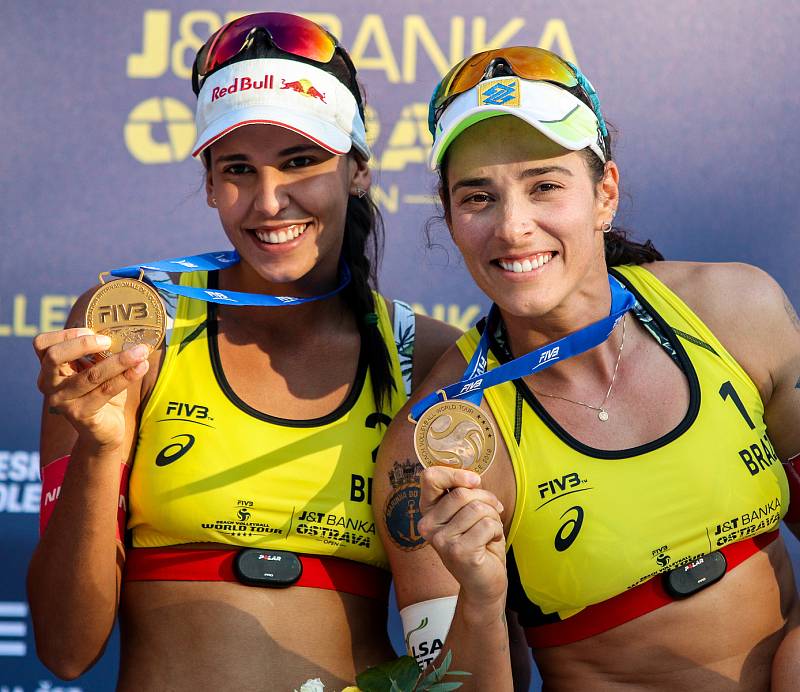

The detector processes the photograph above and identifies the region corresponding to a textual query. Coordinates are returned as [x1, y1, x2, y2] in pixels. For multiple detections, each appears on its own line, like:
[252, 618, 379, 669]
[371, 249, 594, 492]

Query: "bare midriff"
[118, 580, 393, 691]
[534, 537, 799, 690]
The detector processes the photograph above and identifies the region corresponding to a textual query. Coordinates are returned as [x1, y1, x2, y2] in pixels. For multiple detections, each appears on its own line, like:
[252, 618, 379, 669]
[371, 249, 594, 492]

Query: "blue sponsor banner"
[2, 1, 798, 689]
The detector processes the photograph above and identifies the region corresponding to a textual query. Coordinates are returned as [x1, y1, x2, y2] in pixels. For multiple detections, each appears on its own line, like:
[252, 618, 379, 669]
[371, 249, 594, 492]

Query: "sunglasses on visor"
[429, 46, 609, 152]
[192, 12, 358, 99]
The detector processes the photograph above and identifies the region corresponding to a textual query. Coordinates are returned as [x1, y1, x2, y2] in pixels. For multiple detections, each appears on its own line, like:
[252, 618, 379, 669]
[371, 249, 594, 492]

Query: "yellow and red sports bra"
[128, 270, 413, 571]
[456, 264, 788, 639]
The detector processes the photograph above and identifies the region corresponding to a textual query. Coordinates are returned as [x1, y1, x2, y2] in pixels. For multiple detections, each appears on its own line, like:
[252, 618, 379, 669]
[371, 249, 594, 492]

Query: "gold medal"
[85, 274, 165, 359]
[413, 398, 496, 475]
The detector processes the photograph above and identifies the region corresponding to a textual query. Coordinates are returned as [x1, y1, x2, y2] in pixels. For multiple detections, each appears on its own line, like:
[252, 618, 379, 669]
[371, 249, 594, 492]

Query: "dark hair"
[341, 194, 396, 411]
[197, 30, 395, 412]
[579, 136, 664, 265]
[434, 122, 664, 267]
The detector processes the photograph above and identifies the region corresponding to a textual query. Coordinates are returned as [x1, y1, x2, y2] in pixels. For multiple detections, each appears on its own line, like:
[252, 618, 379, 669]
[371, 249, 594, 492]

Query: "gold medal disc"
[414, 400, 497, 475]
[85, 278, 165, 359]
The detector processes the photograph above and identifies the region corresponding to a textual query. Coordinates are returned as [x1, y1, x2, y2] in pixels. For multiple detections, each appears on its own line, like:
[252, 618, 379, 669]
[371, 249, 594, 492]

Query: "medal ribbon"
[109, 250, 351, 306]
[410, 275, 636, 421]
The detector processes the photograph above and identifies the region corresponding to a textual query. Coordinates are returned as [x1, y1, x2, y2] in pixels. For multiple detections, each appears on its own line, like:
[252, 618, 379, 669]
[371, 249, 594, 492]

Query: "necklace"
[531, 314, 627, 422]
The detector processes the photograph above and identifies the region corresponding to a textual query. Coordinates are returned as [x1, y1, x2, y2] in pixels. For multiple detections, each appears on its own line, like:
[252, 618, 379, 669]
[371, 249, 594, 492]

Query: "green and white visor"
[429, 77, 606, 169]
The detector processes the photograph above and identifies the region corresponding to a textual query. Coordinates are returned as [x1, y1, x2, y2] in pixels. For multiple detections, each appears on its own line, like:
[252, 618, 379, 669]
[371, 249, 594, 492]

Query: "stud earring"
[354, 187, 367, 199]
[211, 197, 217, 207]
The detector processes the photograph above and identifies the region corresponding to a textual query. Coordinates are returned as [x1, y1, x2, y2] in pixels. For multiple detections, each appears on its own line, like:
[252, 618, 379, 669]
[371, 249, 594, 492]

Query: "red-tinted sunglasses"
[192, 12, 349, 94]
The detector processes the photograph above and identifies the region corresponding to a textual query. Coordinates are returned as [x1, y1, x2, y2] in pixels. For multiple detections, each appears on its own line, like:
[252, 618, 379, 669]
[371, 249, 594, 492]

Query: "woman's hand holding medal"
[417, 467, 508, 605]
[33, 327, 151, 452]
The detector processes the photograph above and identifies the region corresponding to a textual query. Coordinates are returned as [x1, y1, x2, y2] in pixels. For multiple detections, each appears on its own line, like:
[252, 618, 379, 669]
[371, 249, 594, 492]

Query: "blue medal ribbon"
[410, 275, 636, 421]
[109, 250, 351, 306]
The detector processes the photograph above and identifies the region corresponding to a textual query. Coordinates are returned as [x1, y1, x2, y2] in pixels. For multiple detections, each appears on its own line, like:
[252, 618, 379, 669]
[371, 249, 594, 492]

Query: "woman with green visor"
[376, 47, 800, 689]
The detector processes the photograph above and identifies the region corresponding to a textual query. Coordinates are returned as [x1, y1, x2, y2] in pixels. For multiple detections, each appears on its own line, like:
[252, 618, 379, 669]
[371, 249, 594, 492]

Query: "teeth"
[499, 252, 553, 273]
[255, 224, 307, 244]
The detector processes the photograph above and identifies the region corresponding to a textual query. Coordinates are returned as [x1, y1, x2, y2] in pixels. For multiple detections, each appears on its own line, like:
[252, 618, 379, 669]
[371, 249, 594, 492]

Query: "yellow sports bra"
[456, 264, 788, 621]
[128, 271, 412, 570]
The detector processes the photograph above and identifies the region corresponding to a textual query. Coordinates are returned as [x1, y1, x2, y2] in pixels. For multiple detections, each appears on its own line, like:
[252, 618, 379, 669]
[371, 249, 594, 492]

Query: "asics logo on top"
[155, 434, 195, 467]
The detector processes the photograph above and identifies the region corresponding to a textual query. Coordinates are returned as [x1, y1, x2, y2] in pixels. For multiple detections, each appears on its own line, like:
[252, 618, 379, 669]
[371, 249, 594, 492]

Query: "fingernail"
[129, 345, 149, 359]
[497, 502, 505, 513]
[133, 360, 149, 374]
[96, 335, 112, 348]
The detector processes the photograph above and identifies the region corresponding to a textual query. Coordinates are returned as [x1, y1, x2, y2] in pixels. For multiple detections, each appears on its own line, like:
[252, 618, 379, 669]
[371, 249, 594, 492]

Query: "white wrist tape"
[400, 595, 457, 669]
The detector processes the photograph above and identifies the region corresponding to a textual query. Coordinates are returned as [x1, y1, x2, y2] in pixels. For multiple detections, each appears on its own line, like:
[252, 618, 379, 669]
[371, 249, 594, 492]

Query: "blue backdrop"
[1, 2, 799, 689]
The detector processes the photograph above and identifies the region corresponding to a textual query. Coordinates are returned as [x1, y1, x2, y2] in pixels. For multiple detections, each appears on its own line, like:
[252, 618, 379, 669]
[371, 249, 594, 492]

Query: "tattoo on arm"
[384, 458, 426, 550]
[783, 291, 800, 333]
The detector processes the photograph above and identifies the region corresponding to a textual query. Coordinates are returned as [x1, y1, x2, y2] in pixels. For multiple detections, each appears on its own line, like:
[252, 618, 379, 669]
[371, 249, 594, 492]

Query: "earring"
[354, 187, 367, 199]
[211, 197, 217, 207]
[601, 213, 615, 233]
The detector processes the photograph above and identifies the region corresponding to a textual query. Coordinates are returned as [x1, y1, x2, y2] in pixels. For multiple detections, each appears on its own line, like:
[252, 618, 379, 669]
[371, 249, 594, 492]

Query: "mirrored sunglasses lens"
[434, 47, 578, 112]
[198, 13, 336, 77]
[266, 15, 336, 62]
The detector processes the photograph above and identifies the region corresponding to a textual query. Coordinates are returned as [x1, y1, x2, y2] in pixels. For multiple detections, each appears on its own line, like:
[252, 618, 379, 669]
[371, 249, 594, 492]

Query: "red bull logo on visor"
[281, 79, 327, 103]
[211, 75, 275, 102]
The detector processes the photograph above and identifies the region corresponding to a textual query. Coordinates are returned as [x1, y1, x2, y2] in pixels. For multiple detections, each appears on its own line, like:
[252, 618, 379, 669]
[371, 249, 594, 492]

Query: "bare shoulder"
[645, 260, 785, 314]
[644, 260, 791, 335]
[644, 260, 796, 395]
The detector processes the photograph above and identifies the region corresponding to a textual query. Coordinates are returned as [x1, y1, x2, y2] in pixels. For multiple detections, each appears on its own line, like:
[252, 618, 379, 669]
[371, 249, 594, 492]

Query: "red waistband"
[124, 547, 390, 602]
[525, 531, 779, 649]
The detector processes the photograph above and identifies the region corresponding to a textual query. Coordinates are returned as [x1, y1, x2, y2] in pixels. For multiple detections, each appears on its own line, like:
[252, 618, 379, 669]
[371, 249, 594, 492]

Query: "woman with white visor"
[28, 13, 459, 690]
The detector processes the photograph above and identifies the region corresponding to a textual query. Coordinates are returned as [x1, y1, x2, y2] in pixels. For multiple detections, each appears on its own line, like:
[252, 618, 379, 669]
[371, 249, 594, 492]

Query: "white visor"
[193, 58, 370, 160]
